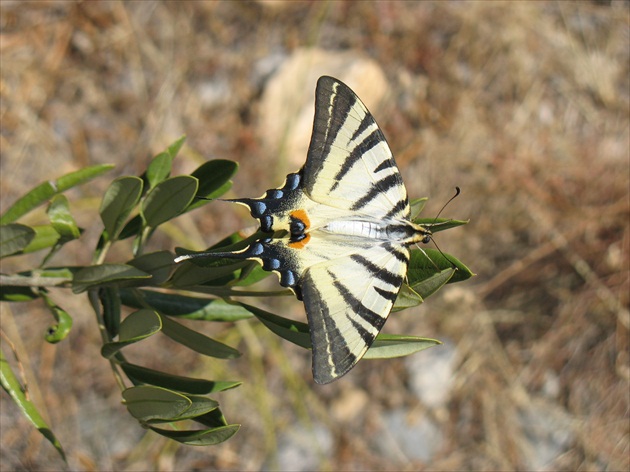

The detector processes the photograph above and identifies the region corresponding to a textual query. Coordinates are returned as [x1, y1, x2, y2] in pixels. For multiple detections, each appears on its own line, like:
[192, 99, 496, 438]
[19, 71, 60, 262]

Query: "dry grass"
[1, 1, 628, 470]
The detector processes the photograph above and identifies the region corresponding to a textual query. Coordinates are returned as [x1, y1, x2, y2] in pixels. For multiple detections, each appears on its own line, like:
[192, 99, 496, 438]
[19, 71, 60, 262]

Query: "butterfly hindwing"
[217, 232, 410, 384]
[300, 236, 410, 384]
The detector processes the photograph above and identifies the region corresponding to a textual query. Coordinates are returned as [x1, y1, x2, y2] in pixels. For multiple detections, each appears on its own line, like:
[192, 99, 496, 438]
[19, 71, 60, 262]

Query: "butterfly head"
[408, 221, 432, 245]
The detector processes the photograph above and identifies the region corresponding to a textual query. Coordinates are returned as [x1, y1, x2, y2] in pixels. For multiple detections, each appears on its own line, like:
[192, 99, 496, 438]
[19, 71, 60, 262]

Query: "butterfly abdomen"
[320, 218, 429, 243]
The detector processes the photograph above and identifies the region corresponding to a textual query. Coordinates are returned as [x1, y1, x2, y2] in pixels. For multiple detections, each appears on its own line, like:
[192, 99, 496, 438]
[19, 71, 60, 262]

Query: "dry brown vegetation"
[1, 2, 628, 470]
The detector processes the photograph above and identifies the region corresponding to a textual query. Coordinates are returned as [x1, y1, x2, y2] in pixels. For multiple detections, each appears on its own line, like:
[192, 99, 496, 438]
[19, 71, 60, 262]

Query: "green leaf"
[146, 152, 173, 189]
[0, 224, 35, 257]
[1, 182, 56, 226]
[100, 287, 121, 338]
[170, 258, 252, 287]
[146, 396, 220, 424]
[231, 262, 270, 287]
[0, 348, 66, 461]
[407, 248, 473, 285]
[166, 135, 186, 159]
[392, 284, 423, 312]
[123, 386, 191, 422]
[411, 268, 455, 299]
[0, 285, 39, 302]
[124, 386, 220, 424]
[127, 250, 175, 286]
[40, 291, 73, 343]
[195, 407, 229, 428]
[72, 264, 151, 294]
[409, 197, 428, 219]
[101, 309, 162, 359]
[159, 314, 240, 359]
[144, 137, 186, 190]
[0, 164, 114, 225]
[22, 225, 60, 254]
[145, 137, 186, 190]
[120, 362, 241, 394]
[363, 334, 441, 359]
[47, 195, 81, 242]
[187, 160, 238, 211]
[141, 176, 198, 227]
[447, 256, 474, 283]
[240, 303, 311, 349]
[165, 395, 220, 422]
[118, 214, 143, 241]
[414, 217, 469, 233]
[99, 176, 143, 240]
[118, 309, 162, 341]
[148, 424, 240, 446]
[56, 165, 115, 192]
[119, 290, 253, 321]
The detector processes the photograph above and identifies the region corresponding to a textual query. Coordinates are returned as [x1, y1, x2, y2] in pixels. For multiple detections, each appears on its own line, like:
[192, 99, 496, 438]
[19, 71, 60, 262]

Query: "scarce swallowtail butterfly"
[177, 76, 432, 384]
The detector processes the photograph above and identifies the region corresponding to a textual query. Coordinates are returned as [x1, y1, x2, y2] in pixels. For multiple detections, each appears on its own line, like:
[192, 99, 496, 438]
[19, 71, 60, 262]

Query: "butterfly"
[177, 76, 432, 384]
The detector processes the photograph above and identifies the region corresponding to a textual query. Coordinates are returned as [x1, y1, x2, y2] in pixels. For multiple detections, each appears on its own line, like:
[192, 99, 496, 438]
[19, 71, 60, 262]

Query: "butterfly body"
[181, 76, 431, 383]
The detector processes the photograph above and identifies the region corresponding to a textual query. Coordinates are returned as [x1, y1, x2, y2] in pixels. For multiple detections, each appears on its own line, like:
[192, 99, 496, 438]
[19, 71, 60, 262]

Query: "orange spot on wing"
[288, 233, 311, 249]
[290, 209, 310, 229]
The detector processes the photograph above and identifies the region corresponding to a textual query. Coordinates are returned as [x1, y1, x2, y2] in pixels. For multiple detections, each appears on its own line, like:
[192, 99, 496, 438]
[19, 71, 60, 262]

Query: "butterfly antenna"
[432, 186, 460, 225]
[416, 187, 461, 269]
[433, 238, 458, 269]
[415, 245, 440, 270]
[414, 237, 457, 271]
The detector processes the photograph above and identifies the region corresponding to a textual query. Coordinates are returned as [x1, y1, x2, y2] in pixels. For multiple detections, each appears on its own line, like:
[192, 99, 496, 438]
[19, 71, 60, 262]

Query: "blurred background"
[1, 2, 628, 470]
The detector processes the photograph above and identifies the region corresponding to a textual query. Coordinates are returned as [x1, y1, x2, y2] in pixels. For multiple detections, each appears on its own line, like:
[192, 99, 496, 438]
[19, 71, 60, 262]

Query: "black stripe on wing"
[330, 128, 384, 192]
[383, 198, 411, 219]
[374, 286, 399, 302]
[349, 110, 375, 143]
[333, 279, 387, 337]
[384, 242, 410, 264]
[350, 254, 405, 288]
[303, 77, 362, 193]
[304, 77, 355, 183]
[302, 271, 357, 384]
[350, 173, 403, 211]
[373, 158, 397, 173]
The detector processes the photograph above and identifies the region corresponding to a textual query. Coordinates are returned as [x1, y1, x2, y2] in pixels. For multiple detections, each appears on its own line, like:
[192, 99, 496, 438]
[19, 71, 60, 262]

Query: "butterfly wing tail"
[173, 240, 267, 264]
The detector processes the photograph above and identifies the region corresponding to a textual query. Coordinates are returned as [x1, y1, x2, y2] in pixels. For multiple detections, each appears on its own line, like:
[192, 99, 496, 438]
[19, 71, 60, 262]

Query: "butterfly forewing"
[304, 77, 411, 221]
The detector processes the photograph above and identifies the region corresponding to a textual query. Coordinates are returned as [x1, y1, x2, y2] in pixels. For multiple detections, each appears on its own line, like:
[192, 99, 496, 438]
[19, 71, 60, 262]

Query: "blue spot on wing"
[233, 171, 304, 233]
[281, 270, 297, 287]
[250, 201, 267, 217]
[267, 189, 283, 199]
